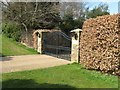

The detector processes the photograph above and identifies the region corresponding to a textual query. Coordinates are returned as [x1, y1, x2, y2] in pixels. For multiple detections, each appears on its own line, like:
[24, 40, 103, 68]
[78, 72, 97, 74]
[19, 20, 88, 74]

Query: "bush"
[2, 23, 21, 41]
[59, 14, 85, 35]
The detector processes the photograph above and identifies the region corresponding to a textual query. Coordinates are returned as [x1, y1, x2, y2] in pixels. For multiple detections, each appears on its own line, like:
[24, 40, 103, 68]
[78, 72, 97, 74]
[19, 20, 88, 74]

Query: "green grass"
[2, 63, 118, 88]
[0, 35, 39, 56]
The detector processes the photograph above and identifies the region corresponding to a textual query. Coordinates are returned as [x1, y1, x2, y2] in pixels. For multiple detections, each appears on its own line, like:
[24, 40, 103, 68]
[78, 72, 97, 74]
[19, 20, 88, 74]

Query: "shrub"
[2, 23, 21, 41]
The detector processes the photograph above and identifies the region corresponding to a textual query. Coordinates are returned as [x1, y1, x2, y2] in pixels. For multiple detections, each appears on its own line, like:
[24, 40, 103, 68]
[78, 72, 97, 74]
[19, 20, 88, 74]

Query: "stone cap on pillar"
[70, 28, 82, 33]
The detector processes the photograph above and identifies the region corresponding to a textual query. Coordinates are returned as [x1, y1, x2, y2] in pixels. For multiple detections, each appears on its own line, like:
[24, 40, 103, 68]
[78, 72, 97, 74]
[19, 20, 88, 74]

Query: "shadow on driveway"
[0, 57, 13, 61]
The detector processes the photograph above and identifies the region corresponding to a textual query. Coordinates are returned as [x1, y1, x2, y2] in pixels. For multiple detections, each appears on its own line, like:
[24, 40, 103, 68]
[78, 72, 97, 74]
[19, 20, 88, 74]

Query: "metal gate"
[43, 31, 71, 60]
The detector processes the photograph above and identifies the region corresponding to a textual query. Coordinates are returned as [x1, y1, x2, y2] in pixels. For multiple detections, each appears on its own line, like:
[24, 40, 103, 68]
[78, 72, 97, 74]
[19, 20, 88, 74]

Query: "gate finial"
[70, 28, 82, 32]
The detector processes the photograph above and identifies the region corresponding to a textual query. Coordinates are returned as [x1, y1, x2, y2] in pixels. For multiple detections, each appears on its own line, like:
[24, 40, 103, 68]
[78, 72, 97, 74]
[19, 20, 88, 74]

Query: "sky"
[2, 0, 120, 15]
[60, 0, 119, 15]
[88, 2, 119, 15]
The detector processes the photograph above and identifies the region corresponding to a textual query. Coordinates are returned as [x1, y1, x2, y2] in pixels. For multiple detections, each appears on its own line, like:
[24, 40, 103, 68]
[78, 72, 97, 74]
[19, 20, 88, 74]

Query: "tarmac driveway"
[1, 55, 71, 73]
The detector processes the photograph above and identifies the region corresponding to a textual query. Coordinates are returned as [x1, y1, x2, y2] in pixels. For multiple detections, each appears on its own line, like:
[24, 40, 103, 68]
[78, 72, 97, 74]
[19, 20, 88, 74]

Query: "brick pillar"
[71, 29, 82, 63]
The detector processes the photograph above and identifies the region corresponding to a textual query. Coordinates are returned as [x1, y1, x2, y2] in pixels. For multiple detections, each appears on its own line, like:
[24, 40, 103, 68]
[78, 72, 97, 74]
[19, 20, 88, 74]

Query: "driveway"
[1, 55, 71, 73]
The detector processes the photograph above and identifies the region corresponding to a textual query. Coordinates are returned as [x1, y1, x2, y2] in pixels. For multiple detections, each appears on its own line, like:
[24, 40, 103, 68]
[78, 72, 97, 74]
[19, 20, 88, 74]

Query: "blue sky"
[60, 0, 119, 15]
[108, 2, 118, 14]
[88, 2, 119, 15]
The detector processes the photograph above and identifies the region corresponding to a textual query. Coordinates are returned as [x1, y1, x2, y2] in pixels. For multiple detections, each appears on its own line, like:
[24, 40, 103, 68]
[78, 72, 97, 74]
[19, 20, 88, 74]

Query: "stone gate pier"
[71, 29, 82, 63]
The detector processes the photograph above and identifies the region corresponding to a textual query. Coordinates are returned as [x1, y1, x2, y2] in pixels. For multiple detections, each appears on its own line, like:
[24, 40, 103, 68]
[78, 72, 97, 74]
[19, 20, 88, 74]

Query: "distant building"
[118, 1, 120, 14]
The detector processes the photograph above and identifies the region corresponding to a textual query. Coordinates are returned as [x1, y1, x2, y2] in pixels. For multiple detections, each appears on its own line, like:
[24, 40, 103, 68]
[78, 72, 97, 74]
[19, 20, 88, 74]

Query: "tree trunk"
[22, 23, 28, 44]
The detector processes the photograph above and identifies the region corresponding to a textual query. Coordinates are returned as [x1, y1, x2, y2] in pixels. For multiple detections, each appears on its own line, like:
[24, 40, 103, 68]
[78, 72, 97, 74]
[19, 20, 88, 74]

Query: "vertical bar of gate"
[57, 32, 59, 58]
[56, 31, 58, 58]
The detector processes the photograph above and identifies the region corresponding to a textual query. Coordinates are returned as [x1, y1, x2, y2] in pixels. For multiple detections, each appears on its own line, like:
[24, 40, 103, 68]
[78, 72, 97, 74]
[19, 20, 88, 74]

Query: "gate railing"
[58, 31, 71, 41]
[45, 45, 71, 51]
[44, 31, 71, 41]
[43, 31, 71, 60]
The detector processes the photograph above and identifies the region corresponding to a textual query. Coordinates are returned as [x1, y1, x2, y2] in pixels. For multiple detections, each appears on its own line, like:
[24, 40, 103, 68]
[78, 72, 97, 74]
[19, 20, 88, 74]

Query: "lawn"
[2, 63, 118, 88]
[0, 35, 39, 56]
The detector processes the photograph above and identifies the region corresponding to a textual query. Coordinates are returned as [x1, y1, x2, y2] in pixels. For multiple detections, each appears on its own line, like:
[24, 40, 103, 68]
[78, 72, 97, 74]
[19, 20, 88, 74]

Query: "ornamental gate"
[33, 29, 82, 63]
[43, 31, 71, 60]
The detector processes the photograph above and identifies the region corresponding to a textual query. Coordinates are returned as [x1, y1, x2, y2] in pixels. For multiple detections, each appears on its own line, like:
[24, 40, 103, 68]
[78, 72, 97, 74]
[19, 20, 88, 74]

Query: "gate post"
[37, 32, 42, 53]
[37, 31, 49, 54]
[71, 29, 82, 63]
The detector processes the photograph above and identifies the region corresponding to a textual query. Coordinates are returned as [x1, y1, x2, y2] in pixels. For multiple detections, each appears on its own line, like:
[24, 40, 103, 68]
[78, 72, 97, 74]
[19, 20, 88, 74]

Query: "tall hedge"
[80, 14, 120, 75]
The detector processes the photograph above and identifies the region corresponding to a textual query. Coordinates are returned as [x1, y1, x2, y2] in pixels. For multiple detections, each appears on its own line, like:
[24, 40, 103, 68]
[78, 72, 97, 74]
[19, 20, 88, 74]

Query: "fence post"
[71, 29, 82, 63]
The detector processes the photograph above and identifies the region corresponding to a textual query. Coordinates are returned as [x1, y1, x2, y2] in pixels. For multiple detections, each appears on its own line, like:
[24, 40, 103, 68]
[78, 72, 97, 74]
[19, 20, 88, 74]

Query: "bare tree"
[1, 1, 60, 42]
[59, 2, 86, 20]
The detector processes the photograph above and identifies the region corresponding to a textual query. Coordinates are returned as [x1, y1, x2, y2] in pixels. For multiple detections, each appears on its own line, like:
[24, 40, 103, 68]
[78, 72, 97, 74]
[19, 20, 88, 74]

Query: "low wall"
[20, 30, 35, 48]
[80, 14, 120, 75]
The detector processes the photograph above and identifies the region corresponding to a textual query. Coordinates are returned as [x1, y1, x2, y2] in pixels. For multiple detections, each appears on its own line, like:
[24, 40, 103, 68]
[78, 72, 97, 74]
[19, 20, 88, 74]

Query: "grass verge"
[2, 63, 118, 88]
[0, 35, 39, 56]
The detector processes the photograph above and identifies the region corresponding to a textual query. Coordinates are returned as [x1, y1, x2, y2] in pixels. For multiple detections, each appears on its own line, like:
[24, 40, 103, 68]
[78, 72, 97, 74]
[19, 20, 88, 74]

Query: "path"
[1, 55, 71, 73]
